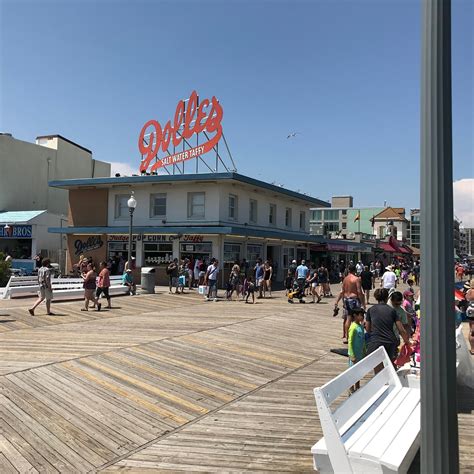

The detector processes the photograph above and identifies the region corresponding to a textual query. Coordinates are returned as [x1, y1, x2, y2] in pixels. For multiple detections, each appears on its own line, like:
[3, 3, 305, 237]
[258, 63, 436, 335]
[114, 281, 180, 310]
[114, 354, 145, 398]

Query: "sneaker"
[28, 309, 34, 316]
[205, 297, 210, 301]
[97, 303, 102, 312]
[213, 298, 218, 302]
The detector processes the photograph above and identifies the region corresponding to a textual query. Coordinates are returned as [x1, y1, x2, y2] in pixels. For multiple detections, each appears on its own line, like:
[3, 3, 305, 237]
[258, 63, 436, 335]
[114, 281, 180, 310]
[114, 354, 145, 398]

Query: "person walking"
[96, 261, 112, 309]
[263, 260, 273, 298]
[193, 258, 202, 287]
[167, 258, 179, 294]
[380, 265, 397, 290]
[205, 259, 219, 301]
[334, 264, 365, 344]
[365, 288, 410, 365]
[255, 258, 265, 299]
[360, 265, 375, 305]
[244, 275, 256, 304]
[28, 258, 54, 316]
[226, 262, 240, 301]
[81, 262, 101, 311]
[307, 263, 321, 303]
[295, 259, 309, 302]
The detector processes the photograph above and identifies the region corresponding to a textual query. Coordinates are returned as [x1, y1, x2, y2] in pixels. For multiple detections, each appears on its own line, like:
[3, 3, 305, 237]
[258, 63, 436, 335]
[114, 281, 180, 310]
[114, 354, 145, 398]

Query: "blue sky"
[1, 0, 472, 218]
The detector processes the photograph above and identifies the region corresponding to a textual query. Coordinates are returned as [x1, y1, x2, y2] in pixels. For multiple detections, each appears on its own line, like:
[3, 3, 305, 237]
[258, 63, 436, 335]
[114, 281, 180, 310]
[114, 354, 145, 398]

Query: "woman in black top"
[366, 288, 409, 361]
[360, 266, 374, 304]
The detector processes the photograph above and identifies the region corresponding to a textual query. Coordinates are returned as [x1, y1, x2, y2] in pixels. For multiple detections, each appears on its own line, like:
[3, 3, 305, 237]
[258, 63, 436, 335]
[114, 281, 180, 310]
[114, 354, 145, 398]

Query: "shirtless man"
[334, 264, 366, 343]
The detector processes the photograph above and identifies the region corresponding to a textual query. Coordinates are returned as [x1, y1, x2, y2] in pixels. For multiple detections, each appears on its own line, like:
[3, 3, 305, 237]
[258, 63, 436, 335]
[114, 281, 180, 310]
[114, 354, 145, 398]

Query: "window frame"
[249, 199, 258, 224]
[149, 193, 167, 218]
[187, 192, 206, 219]
[228, 194, 238, 221]
[285, 207, 292, 228]
[269, 203, 276, 226]
[114, 194, 130, 219]
[299, 211, 306, 230]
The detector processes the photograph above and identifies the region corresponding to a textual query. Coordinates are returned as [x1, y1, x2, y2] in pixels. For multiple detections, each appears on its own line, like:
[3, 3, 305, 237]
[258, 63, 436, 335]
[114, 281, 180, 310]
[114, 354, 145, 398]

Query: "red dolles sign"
[138, 90, 223, 172]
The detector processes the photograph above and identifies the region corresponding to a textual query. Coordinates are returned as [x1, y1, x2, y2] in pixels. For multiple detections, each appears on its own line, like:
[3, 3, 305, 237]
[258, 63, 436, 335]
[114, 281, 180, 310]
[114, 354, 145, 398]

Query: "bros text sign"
[138, 90, 223, 173]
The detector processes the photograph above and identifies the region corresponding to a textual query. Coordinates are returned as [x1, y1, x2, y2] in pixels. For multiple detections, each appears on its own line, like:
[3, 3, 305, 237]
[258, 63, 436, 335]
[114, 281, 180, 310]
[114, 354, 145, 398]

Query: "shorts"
[343, 297, 361, 318]
[367, 341, 397, 361]
[311, 282, 318, 288]
[38, 287, 53, 300]
[257, 277, 264, 286]
[84, 288, 96, 300]
[96, 287, 110, 299]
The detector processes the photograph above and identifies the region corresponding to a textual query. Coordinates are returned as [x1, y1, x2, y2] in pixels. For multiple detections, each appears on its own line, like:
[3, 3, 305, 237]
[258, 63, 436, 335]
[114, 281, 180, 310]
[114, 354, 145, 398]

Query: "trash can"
[141, 267, 156, 294]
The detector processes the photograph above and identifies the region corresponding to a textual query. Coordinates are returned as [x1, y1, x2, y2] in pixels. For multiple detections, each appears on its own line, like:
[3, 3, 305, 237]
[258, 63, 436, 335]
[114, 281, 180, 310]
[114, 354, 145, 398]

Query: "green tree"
[0, 252, 11, 287]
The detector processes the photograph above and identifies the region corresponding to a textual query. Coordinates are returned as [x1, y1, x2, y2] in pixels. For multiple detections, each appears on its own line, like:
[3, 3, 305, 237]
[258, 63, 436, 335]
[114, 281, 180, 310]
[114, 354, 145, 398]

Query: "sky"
[1, 0, 473, 224]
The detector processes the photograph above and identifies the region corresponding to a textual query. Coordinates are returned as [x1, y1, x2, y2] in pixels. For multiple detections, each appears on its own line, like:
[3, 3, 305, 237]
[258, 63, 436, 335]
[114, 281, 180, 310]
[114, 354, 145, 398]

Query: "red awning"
[399, 246, 411, 254]
[378, 242, 397, 253]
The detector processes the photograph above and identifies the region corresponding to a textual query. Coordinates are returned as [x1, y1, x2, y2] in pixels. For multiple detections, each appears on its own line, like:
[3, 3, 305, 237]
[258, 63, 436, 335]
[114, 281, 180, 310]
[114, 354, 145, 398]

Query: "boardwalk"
[0, 288, 472, 472]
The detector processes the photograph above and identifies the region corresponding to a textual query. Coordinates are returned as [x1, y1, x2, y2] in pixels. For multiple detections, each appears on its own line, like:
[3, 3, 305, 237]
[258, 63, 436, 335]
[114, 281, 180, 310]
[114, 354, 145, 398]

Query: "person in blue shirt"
[255, 258, 265, 299]
[121, 269, 136, 295]
[295, 260, 309, 302]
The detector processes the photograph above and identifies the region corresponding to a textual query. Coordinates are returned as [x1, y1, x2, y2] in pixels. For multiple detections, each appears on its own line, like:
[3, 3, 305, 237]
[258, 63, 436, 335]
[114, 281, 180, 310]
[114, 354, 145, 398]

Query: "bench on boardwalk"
[3, 275, 131, 300]
[311, 346, 420, 473]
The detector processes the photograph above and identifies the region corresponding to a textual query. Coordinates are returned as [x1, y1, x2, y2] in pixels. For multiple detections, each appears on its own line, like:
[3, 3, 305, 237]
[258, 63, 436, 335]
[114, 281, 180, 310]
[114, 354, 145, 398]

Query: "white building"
[48, 173, 329, 283]
[0, 133, 110, 262]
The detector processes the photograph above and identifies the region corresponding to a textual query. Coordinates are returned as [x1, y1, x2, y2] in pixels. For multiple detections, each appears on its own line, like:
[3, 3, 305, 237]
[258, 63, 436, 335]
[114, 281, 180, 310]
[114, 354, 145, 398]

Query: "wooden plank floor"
[0, 287, 472, 473]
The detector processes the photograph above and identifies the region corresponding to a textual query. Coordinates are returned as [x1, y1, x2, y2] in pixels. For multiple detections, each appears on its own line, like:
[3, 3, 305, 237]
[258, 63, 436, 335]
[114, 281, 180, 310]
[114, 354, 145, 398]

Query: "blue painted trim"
[48, 172, 330, 207]
[48, 224, 327, 243]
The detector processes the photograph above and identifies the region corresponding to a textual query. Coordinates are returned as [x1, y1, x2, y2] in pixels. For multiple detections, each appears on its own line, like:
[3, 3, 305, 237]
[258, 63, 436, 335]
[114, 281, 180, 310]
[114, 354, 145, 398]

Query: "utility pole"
[420, 0, 459, 473]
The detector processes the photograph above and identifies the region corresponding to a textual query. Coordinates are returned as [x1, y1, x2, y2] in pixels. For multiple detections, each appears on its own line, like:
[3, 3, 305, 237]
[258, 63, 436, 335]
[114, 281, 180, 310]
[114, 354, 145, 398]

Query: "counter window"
[247, 244, 263, 265]
[143, 242, 173, 265]
[224, 243, 241, 263]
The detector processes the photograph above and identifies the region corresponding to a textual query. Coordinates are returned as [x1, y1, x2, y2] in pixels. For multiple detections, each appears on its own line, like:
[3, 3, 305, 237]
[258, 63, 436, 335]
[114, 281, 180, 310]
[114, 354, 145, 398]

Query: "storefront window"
[247, 244, 263, 265]
[283, 247, 295, 268]
[143, 242, 173, 265]
[180, 242, 212, 264]
[107, 241, 137, 274]
[224, 243, 241, 263]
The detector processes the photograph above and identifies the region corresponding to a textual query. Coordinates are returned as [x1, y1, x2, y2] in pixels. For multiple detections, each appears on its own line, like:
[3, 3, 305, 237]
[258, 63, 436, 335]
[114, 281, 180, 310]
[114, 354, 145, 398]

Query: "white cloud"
[454, 179, 474, 227]
[109, 162, 137, 177]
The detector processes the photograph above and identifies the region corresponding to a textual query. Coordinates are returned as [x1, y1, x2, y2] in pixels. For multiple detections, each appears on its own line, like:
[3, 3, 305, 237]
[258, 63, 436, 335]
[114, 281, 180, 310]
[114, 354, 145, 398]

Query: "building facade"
[48, 173, 330, 284]
[410, 209, 421, 248]
[464, 228, 474, 257]
[0, 134, 111, 262]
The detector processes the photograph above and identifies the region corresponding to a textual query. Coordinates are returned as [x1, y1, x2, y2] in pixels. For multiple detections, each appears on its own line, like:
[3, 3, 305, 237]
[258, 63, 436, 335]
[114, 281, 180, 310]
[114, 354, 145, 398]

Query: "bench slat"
[350, 388, 420, 460]
[320, 348, 388, 405]
[333, 366, 393, 431]
[380, 403, 420, 473]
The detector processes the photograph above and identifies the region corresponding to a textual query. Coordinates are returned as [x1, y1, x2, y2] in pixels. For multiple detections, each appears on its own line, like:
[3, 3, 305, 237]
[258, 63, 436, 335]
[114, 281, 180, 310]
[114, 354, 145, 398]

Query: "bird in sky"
[286, 132, 299, 139]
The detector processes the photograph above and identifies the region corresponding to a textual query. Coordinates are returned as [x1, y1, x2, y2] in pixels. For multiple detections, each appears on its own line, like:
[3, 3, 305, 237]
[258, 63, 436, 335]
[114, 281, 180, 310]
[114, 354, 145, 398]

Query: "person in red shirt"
[96, 261, 112, 309]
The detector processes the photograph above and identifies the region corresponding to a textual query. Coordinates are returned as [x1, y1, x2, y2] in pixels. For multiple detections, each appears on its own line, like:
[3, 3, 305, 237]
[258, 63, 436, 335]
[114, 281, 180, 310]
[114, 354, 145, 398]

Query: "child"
[285, 270, 293, 297]
[244, 276, 255, 304]
[407, 278, 415, 295]
[402, 290, 416, 335]
[348, 307, 366, 392]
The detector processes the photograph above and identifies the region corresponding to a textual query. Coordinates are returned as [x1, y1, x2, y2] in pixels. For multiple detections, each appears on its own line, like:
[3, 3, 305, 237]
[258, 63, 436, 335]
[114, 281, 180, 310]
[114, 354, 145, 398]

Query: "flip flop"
[28, 309, 34, 316]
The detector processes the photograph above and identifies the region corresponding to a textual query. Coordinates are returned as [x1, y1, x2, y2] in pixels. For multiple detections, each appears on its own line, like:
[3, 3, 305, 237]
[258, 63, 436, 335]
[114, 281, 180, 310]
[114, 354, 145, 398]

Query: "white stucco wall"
[0, 134, 110, 216]
[107, 180, 313, 232]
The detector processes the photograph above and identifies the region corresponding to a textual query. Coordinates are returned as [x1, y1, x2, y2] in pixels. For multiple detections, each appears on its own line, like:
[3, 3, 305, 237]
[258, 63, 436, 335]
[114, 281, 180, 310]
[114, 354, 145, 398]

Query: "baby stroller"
[288, 279, 306, 303]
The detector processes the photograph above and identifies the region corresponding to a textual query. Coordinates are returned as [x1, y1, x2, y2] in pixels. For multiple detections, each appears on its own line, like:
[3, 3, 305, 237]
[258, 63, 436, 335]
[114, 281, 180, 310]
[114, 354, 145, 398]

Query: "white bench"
[3, 275, 131, 300]
[311, 346, 420, 473]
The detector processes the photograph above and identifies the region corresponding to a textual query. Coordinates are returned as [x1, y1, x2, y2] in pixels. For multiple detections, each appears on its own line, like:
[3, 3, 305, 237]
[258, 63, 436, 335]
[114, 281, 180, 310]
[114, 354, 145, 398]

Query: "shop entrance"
[179, 242, 212, 266]
[0, 239, 32, 259]
[107, 241, 137, 275]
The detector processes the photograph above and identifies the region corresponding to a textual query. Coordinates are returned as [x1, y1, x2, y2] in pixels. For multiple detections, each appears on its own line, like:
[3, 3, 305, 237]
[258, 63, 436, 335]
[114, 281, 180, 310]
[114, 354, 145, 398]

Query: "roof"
[48, 172, 330, 207]
[36, 134, 92, 154]
[377, 242, 397, 253]
[0, 210, 46, 224]
[372, 207, 408, 222]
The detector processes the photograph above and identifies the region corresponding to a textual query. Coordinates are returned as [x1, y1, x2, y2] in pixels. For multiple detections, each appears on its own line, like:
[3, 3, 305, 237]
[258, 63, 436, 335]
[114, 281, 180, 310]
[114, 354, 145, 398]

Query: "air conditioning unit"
[330, 232, 338, 239]
[347, 232, 356, 240]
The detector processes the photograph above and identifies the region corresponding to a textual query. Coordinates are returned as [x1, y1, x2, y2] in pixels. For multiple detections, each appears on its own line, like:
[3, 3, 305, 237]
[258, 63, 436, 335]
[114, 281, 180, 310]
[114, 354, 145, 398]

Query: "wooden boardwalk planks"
[0, 287, 471, 473]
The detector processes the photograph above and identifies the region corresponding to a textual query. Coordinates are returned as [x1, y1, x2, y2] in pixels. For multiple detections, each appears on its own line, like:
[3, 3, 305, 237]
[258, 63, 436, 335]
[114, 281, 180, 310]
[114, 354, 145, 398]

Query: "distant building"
[372, 207, 409, 241]
[454, 218, 461, 258]
[465, 228, 474, 256]
[410, 209, 421, 249]
[0, 133, 110, 263]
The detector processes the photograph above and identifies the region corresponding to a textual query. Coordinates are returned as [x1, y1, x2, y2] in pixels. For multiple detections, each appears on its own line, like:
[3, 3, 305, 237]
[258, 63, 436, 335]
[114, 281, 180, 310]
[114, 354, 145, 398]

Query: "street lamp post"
[127, 192, 137, 269]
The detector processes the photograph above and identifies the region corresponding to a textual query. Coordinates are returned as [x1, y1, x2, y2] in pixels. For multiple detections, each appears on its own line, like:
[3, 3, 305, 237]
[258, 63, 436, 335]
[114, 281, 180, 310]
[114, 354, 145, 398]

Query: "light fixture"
[127, 192, 137, 210]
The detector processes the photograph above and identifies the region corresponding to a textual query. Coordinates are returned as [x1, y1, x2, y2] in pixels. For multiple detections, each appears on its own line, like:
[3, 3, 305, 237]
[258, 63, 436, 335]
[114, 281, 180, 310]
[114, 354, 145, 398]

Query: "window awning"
[377, 242, 397, 253]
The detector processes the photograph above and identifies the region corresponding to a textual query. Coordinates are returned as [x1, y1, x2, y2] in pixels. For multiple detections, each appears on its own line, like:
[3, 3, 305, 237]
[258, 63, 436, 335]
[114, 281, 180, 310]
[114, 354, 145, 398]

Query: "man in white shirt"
[204, 259, 219, 302]
[356, 261, 364, 275]
[381, 265, 397, 290]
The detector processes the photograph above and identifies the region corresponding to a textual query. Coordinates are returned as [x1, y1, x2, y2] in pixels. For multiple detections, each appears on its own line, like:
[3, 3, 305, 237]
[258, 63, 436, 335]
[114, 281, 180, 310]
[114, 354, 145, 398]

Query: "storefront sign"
[74, 236, 104, 256]
[138, 90, 224, 172]
[182, 234, 204, 243]
[0, 225, 32, 239]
